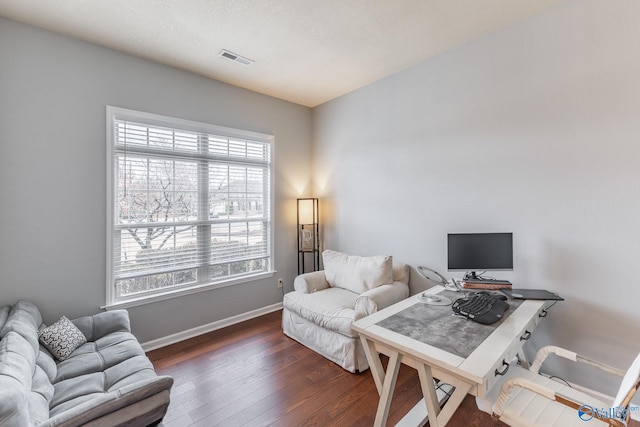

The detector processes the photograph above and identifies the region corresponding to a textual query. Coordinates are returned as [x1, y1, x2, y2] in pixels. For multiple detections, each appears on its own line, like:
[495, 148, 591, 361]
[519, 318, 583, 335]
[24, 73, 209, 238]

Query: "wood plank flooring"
[146, 310, 635, 427]
[146, 310, 498, 426]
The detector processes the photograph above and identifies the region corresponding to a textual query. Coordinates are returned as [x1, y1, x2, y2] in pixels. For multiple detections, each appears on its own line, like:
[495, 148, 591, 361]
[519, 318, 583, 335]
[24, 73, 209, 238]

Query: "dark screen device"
[447, 233, 513, 279]
[501, 289, 564, 301]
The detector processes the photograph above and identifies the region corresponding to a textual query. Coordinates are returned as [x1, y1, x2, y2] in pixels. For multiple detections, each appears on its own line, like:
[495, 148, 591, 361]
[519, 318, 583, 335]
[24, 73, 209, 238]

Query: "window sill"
[102, 271, 275, 310]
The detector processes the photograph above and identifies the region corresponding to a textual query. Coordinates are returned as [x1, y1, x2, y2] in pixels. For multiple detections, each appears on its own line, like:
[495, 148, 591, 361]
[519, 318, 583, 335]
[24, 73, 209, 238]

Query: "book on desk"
[461, 278, 512, 290]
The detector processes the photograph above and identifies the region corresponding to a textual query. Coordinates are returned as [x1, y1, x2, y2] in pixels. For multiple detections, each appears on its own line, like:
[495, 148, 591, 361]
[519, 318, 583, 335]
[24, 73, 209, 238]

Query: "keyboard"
[451, 293, 509, 325]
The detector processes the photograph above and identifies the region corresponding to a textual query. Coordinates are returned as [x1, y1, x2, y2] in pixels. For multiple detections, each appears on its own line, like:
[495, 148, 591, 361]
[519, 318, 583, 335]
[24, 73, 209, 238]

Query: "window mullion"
[171, 140, 177, 288]
[197, 134, 211, 284]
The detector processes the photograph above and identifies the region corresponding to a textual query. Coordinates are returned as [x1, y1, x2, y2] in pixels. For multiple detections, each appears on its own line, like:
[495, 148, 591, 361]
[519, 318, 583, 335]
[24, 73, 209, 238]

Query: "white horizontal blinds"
[112, 117, 271, 300]
[208, 164, 270, 276]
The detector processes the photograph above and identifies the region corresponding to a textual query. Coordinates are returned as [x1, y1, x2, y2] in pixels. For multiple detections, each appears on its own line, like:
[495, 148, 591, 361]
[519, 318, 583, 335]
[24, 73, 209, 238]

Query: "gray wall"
[313, 0, 640, 396]
[0, 17, 312, 342]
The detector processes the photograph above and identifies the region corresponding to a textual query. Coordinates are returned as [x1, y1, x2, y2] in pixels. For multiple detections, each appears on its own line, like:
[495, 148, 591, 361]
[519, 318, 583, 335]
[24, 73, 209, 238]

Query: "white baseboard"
[141, 302, 283, 352]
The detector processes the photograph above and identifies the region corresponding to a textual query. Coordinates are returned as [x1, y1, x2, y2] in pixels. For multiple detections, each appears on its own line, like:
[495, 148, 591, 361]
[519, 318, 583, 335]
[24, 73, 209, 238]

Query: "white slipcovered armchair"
[282, 250, 410, 373]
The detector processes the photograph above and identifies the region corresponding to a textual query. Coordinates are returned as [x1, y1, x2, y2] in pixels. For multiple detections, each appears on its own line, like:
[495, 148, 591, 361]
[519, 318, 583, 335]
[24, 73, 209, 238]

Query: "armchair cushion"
[323, 250, 393, 294]
[284, 287, 360, 337]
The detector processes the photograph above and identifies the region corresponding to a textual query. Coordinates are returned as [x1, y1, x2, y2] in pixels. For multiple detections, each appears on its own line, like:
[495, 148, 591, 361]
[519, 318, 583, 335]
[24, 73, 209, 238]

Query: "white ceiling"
[0, 0, 565, 107]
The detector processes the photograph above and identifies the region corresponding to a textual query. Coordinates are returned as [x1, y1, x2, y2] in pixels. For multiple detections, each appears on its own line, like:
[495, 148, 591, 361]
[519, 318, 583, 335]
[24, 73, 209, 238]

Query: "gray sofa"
[0, 300, 173, 427]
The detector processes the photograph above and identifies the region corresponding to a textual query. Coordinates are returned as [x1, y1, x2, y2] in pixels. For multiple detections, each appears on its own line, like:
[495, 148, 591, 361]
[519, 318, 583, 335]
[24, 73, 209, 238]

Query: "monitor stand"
[465, 271, 480, 280]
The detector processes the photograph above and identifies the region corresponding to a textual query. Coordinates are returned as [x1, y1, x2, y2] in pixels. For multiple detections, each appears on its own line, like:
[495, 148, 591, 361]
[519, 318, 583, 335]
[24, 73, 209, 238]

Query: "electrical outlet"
[277, 278, 284, 288]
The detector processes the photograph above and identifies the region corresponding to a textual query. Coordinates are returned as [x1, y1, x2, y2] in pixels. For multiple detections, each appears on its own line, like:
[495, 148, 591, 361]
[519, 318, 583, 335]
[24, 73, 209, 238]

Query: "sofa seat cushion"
[50, 354, 158, 417]
[54, 331, 146, 382]
[283, 287, 360, 338]
[52, 327, 157, 418]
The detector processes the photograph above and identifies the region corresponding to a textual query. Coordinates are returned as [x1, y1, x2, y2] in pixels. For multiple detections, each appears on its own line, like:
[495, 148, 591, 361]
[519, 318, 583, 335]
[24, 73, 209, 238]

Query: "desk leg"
[373, 350, 402, 427]
[413, 372, 472, 427]
[416, 363, 441, 425]
[360, 335, 385, 395]
[437, 379, 472, 426]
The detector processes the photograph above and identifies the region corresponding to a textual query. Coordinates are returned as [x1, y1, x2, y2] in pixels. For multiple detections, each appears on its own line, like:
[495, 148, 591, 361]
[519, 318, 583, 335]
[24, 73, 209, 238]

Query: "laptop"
[501, 288, 564, 301]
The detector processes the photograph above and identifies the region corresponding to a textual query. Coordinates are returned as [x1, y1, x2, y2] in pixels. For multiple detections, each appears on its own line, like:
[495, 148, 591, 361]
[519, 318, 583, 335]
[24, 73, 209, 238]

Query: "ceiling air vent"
[218, 49, 254, 66]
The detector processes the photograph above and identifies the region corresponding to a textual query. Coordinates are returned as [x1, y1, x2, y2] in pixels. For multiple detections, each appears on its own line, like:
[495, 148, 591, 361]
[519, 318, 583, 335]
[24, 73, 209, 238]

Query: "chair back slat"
[612, 352, 640, 409]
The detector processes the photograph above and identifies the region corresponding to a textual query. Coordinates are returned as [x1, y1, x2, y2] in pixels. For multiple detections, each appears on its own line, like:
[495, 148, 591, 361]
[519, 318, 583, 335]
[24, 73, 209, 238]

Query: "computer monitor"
[447, 233, 513, 279]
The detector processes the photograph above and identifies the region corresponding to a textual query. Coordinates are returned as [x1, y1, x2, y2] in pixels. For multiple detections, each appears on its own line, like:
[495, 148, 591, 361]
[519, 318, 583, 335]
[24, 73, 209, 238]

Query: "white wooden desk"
[351, 285, 548, 427]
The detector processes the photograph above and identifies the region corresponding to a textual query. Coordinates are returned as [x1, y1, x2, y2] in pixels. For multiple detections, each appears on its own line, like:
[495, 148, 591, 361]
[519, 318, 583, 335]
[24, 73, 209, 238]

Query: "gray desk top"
[376, 290, 523, 359]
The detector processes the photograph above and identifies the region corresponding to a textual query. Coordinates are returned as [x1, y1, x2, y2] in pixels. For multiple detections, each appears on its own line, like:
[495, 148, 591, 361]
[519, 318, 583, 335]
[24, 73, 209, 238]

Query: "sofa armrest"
[71, 310, 131, 341]
[43, 375, 173, 427]
[354, 281, 410, 319]
[293, 271, 330, 293]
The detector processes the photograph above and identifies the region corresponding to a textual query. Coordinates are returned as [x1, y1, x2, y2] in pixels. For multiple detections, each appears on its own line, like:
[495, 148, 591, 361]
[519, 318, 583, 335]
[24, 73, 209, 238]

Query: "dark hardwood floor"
[147, 310, 505, 426]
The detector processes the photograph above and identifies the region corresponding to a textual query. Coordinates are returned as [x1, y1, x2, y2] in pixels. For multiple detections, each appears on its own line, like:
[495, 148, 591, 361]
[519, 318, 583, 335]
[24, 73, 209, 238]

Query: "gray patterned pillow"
[38, 316, 87, 361]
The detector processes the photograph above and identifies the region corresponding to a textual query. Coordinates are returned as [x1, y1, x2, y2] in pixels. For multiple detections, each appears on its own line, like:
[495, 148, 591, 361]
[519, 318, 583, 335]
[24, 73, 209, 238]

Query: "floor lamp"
[297, 198, 319, 274]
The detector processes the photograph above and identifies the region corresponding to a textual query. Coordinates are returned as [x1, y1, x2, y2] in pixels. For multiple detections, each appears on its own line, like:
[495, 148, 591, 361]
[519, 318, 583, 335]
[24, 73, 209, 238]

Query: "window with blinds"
[106, 107, 273, 304]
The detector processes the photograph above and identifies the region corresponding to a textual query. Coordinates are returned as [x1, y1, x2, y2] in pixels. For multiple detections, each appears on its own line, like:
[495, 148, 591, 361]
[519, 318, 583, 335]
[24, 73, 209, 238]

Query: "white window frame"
[105, 106, 275, 308]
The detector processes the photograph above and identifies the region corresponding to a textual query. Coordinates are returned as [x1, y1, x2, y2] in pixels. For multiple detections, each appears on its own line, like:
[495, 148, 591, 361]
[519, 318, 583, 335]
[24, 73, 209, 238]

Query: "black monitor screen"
[447, 233, 513, 272]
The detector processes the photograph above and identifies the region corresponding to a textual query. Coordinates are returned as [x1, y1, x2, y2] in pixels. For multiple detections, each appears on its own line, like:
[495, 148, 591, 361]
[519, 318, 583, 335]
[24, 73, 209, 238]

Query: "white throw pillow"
[323, 250, 393, 294]
[38, 316, 87, 361]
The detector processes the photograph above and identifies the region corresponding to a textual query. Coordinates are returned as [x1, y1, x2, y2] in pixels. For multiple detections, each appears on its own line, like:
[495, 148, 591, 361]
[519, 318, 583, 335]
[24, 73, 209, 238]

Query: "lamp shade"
[298, 199, 316, 224]
[297, 198, 319, 273]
